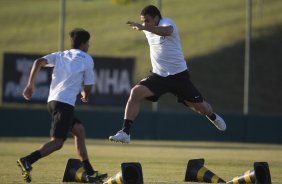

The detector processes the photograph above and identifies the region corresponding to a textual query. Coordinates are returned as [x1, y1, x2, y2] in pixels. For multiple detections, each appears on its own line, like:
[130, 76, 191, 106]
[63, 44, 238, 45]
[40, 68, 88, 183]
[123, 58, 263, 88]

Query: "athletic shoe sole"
[17, 159, 32, 183]
[87, 172, 108, 183]
[109, 137, 130, 144]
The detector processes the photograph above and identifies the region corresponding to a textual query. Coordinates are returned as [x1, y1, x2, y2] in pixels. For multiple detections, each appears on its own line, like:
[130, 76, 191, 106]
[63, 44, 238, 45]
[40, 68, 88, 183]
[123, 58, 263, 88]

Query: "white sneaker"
[109, 130, 131, 143]
[206, 113, 227, 131]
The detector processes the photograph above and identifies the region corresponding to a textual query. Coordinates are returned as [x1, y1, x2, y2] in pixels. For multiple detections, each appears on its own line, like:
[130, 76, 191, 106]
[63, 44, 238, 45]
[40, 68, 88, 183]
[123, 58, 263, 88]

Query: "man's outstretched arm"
[127, 21, 173, 36]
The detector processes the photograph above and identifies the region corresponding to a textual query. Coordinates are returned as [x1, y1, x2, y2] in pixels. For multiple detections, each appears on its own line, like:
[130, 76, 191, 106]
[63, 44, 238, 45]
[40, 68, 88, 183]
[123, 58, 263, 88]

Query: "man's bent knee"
[51, 138, 64, 150]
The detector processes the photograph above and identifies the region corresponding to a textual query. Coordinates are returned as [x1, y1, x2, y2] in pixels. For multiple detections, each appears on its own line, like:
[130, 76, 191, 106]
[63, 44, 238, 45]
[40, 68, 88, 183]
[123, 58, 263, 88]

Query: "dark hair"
[141, 5, 162, 19]
[69, 28, 90, 49]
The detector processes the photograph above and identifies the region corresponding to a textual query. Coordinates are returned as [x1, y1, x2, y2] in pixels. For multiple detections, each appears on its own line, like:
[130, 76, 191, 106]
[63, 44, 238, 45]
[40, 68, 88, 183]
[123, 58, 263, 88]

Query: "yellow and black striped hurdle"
[103, 171, 123, 184]
[227, 170, 255, 184]
[103, 162, 143, 184]
[62, 158, 107, 183]
[184, 158, 225, 183]
[227, 162, 271, 184]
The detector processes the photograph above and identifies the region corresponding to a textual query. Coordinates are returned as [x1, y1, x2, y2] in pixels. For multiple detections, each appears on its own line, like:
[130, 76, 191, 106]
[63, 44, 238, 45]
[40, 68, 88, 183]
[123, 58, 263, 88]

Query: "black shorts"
[138, 70, 203, 104]
[47, 101, 81, 140]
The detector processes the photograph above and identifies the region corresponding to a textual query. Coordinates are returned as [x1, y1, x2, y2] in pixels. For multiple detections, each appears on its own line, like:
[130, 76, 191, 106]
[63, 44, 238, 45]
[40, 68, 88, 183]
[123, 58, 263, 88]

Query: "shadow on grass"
[159, 24, 282, 115]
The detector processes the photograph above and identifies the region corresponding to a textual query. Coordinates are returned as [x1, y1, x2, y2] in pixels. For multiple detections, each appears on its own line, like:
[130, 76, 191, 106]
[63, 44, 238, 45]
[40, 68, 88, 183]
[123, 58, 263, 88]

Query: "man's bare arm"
[81, 85, 93, 103]
[127, 21, 173, 36]
[23, 58, 48, 100]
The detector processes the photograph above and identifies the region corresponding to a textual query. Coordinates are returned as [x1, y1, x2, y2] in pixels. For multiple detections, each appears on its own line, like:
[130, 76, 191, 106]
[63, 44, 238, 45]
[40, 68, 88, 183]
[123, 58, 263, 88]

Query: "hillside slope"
[0, 0, 281, 114]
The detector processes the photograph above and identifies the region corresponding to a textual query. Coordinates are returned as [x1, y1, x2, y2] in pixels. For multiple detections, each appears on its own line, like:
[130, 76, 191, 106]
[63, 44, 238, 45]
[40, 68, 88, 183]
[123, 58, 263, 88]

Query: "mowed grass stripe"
[0, 138, 282, 184]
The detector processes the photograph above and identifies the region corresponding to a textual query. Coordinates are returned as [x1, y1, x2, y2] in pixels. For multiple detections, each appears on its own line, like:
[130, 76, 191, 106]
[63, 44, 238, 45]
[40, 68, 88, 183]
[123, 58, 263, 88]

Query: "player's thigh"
[169, 70, 203, 104]
[131, 84, 155, 99]
[137, 73, 169, 101]
[48, 101, 74, 139]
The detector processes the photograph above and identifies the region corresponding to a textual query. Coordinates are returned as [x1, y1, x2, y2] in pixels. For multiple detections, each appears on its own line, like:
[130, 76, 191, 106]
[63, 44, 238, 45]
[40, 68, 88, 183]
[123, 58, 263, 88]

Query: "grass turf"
[1, 137, 282, 183]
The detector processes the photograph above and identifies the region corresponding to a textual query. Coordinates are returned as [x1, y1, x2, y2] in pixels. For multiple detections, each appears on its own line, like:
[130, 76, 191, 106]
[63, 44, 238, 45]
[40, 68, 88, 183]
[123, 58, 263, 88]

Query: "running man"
[17, 28, 106, 182]
[109, 5, 226, 144]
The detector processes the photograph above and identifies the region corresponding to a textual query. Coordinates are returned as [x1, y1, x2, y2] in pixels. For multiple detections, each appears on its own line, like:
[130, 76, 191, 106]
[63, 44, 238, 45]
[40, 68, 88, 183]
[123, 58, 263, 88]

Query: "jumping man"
[109, 5, 226, 144]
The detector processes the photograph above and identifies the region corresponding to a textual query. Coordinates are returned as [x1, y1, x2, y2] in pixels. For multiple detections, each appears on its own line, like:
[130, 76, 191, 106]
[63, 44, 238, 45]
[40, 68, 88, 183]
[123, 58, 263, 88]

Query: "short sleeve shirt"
[43, 49, 95, 106]
[143, 17, 188, 77]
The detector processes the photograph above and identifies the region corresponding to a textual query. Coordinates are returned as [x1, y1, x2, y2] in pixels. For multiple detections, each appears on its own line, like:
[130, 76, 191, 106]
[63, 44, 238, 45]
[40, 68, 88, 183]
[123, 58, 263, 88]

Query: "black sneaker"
[82, 161, 95, 176]
[17, 158, 32, 183]
[87, 171, 108, 183]
[92, 170, 108, 180]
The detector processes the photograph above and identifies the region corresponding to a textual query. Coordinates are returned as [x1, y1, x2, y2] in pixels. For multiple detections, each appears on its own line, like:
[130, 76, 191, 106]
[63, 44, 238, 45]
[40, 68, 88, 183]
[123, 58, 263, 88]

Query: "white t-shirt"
[43, 49, 95, 106]
[143, 17, 188, 77]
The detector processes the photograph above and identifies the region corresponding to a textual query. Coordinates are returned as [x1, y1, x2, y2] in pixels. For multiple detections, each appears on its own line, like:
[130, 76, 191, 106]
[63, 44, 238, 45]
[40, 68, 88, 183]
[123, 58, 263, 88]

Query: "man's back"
[43, 49, 94, 106]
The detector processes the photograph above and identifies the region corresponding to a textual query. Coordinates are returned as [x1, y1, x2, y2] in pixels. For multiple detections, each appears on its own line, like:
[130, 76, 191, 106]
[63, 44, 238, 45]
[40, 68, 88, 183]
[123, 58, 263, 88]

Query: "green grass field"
[1, 137, 282, 184]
